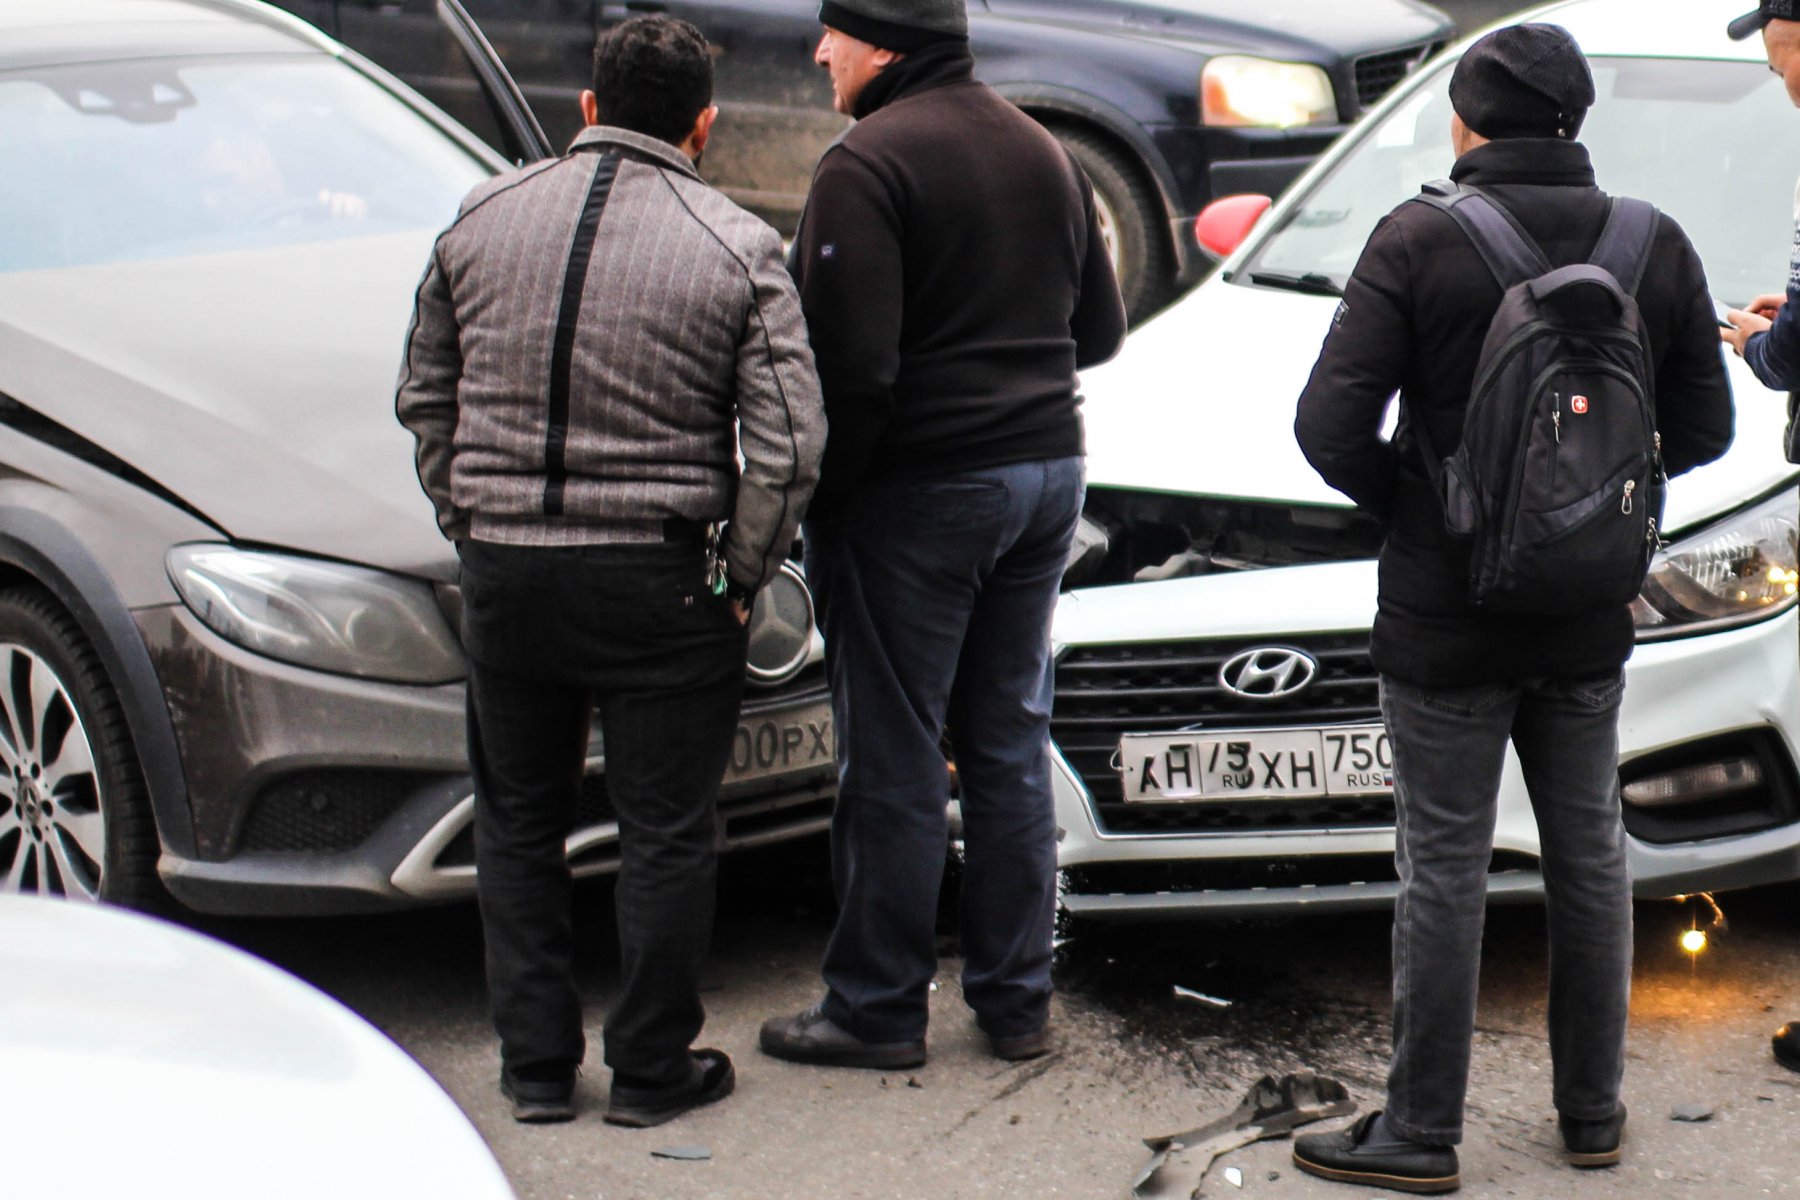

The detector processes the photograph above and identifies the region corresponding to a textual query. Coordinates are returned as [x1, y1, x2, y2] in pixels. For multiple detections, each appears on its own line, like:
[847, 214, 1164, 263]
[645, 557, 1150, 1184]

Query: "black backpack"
[1407, 180, 1665, 614]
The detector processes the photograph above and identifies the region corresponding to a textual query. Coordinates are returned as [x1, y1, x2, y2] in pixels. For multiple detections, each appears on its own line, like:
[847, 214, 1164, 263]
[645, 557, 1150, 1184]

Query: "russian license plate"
[724, 698, 835, 787]
[1118, 724, 1393, 803]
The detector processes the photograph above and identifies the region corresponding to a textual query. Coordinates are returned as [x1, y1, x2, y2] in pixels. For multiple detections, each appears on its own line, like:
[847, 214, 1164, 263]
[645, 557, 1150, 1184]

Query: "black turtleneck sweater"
[1295, 137, 1733, 687]
[790, 43, 1126, 514]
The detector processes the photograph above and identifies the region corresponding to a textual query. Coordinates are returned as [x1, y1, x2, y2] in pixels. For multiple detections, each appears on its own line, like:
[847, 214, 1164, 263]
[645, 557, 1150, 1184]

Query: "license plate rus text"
[1118, 724, 1393, 803]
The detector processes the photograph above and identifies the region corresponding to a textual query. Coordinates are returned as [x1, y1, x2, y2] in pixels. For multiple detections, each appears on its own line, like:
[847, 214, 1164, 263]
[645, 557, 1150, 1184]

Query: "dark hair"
[591, 15, 714, 146]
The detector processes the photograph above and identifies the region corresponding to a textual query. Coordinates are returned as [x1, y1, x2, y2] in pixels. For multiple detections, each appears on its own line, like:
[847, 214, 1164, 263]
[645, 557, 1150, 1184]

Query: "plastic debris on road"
[1132, 1071, 1355, 1200]
[1670, 1102, 1715, 1122]
[650, 1146, 712, 1161]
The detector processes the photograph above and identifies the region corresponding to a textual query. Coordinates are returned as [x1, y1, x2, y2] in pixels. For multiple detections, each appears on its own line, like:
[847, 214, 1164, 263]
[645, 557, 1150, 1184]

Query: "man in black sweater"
[1292, 24, 1732, 1191]
[760, 0, 1125, 1070]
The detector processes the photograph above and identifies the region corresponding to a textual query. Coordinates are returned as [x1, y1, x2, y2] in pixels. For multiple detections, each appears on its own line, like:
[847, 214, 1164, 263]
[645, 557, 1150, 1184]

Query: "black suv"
[276, 0, 1453, 321]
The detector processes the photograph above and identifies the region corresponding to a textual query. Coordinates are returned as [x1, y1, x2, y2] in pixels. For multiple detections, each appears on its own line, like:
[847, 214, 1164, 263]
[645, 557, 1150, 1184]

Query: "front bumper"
[1050, 568, 1800, 921]
[140, 605, 835, 916]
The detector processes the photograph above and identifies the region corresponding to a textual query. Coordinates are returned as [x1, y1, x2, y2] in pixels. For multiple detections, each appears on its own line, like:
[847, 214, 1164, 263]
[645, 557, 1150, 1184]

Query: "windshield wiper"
[1246, 270, 1344, 297]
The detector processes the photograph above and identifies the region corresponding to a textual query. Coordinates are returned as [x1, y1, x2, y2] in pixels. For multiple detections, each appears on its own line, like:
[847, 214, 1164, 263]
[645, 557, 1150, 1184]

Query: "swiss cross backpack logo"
[1406, 181, 1665, 614]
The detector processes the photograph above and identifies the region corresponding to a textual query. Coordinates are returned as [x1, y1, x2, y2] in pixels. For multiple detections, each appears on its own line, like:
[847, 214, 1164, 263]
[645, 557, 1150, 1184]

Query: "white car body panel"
[0, 898, 514, 1199]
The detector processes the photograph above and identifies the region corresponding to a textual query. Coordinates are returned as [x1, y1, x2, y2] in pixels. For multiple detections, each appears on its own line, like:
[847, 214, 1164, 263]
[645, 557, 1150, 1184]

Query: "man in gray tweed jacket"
[396, 15, 823, 1129]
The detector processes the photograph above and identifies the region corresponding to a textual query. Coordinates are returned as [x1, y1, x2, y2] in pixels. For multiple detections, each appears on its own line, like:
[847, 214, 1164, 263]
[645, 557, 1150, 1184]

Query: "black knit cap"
[1728, 0, 1800, 40]
[818, 0, 968, 52]
[1449, 23, 1595, 141]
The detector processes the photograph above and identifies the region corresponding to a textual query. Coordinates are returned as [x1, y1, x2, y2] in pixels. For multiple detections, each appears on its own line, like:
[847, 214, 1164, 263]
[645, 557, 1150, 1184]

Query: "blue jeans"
[803, 457, 1085, 1044]
[1379, 671, 1632, 1145]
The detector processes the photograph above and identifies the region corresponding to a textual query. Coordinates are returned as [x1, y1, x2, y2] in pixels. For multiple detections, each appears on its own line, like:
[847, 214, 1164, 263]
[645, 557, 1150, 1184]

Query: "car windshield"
[0, 54, 491, 272]
[1239, 55, 1800, 307]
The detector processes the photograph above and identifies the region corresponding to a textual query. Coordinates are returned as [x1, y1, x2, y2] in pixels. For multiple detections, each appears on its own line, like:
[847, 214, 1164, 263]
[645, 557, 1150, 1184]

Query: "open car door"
[435, 0, 553, 164]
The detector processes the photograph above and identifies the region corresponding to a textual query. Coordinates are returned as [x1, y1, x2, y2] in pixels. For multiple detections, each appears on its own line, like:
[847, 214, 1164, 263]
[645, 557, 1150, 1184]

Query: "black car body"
[273, 0, 1455, 320]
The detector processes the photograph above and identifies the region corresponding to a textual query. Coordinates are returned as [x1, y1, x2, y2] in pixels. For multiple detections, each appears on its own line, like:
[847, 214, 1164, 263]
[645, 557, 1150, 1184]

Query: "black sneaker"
[1560, 1105, 1626, 1168]
[759, 1003, 927, 1069]
[500, 1067, 577, 1124]
[603, 1049, 735, 1128]
[1293, 1112, 1461, 1194]
[1775, 1022, 1800, 1072]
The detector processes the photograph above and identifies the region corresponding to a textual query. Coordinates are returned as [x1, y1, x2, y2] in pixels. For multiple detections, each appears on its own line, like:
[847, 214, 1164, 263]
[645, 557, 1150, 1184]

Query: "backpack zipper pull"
[1622, 479, 1636, 515]
[1647, 517, 1661, 552]
[1553, 393, 1562, 444]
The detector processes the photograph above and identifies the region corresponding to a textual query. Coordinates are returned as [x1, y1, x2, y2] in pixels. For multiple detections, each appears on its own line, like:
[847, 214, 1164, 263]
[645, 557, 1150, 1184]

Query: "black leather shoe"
[603, 1049, 735, 1128]
[1560, 1104, 1626, 1168]
[1776, 1022, 1800, 1071]
[1293, 1112, 1460, 1194]
[500, 1067, 577, 1124]
[988, 1025, 1052, 1062]
[759, 1003, 927, 1069]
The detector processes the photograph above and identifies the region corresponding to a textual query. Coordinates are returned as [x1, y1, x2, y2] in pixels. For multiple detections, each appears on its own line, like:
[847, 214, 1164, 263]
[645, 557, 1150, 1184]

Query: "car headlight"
[1632, 489, 1799, 640]
[167, 545, 465, 684]
[1201, 56, 1336, 129]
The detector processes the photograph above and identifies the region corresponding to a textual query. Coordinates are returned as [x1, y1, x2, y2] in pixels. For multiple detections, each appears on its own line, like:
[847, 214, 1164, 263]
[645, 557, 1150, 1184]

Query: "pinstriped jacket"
[395, 126, 824, 589]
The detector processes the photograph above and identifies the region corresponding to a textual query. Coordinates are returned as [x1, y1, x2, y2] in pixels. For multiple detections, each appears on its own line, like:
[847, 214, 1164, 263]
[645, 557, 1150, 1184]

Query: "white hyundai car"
[1053, 0, 1800, 920]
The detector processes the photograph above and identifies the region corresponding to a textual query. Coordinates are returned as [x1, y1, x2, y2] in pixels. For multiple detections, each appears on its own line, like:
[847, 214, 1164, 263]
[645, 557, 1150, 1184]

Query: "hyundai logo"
[1218, 647, 1318, 701]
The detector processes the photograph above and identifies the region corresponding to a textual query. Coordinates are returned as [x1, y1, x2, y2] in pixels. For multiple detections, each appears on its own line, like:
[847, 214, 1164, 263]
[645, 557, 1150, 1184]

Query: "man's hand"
[729, 599, 751, 626]
[1723, 308, 1773, 356]
[1748, 292, 1788, 320]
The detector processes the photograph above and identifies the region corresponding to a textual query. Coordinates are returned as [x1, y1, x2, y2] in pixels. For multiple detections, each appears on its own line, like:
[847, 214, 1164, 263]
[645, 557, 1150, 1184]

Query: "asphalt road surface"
[195, 840, 1800, 1200]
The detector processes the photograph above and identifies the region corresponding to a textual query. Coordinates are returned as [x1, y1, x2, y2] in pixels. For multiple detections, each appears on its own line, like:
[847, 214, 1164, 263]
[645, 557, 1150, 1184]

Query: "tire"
[1053, 126, 1171, 325]
[0, 587, 161, 908]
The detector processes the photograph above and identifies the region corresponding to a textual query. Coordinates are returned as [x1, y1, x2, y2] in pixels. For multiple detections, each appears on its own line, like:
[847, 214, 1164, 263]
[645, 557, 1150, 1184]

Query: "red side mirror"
[1195, 194, 1273, 259]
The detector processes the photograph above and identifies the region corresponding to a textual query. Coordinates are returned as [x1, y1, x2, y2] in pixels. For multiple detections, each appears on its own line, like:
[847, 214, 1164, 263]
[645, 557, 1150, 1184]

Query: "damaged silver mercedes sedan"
[0, 0, 832, 914]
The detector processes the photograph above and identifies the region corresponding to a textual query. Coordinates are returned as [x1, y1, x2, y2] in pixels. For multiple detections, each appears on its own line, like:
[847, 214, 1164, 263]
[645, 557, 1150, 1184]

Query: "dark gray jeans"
[460, 539, 747, 1086]
[1379, 671, 1631, 1145]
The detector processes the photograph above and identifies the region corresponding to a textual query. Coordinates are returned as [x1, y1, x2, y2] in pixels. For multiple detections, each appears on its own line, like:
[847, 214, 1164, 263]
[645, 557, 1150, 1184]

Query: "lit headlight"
[1201, 56, 1336, 129]
[167, 545, 465, 684]
[1632, 489, 1799, 639]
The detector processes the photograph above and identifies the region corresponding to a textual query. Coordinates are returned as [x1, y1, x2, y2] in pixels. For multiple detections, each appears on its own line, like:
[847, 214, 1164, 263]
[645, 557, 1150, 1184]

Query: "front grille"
[240, 769, 435, 853]
[1099, 796, 1394, 835]
[434, 772, 835, 870]
[1051, 633, 1381, 834]
[1354, 42, 1441, 110]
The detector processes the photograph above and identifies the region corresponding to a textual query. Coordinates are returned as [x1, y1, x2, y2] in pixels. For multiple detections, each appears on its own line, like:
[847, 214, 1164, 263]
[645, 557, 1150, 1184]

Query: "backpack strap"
[1409, 180, 1552, 291]
[1586, 197, 1658, 295]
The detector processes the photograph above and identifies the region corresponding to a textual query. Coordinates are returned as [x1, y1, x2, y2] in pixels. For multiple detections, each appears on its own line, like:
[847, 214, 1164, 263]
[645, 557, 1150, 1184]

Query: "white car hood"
[0, 897, 512, 1199]
[1079, 278, 1798, 535]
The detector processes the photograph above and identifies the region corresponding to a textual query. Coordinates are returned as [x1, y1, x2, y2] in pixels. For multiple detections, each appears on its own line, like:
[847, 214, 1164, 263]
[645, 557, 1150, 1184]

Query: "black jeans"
[803, 457, 1085, 1044]
[1378, 671, 1632, 1145]
[459, 539, 747, 1086]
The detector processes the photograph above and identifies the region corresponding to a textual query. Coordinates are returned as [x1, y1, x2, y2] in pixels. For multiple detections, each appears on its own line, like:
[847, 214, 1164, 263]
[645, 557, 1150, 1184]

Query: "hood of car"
[982, 0, 1452, 57]
[0, 231, 455, 580]
[1078, 276, 1797, 537]
[1, 896, 513, 1198]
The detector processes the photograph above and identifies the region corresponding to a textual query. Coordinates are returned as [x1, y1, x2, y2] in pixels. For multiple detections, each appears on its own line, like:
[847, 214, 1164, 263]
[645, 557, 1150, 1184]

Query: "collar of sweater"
[566, 125, 701, 178]
[852, 41, 975, 121]
[1449, 137, 1596, 188]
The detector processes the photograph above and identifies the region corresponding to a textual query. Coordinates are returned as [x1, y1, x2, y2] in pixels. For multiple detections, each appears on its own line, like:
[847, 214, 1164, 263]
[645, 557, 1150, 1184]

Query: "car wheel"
[1053, 127, 1170, 324]
[0, 587, 159, 907]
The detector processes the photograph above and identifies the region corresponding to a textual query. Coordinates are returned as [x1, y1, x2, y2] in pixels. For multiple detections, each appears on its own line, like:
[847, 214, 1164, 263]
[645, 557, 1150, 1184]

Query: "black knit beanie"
[1449, 24, 1595, 141]
[818, 0, 968, 52]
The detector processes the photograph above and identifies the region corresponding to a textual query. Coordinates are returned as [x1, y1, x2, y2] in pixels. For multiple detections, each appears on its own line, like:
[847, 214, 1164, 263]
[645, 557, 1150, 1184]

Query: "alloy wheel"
[0, 642, 106, 900]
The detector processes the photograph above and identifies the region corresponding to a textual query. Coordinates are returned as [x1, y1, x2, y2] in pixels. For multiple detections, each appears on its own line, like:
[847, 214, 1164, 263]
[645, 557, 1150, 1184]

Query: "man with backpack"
[1292, 24, 1732, 1191]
